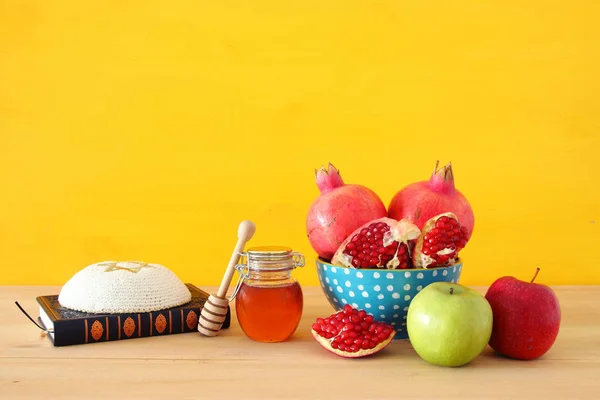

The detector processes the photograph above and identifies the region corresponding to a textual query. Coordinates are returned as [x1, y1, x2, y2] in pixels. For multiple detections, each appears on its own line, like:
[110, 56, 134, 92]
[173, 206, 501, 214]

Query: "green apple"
[407, 281, 493, 367]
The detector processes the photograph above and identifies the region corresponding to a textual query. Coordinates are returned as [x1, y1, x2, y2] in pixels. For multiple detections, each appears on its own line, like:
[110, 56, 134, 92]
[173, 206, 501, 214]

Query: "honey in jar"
[232, 246, 305, 343]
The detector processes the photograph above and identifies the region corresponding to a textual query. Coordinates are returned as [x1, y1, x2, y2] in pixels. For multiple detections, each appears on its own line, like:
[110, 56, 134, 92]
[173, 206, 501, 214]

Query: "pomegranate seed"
[413, 213, 469, 268]
[335, 219, 416, 269]
[312, 305, 395, 357]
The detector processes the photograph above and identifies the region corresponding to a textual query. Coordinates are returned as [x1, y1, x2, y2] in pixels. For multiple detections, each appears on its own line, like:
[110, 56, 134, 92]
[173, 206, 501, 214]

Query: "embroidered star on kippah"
[100, 261, 155, 274]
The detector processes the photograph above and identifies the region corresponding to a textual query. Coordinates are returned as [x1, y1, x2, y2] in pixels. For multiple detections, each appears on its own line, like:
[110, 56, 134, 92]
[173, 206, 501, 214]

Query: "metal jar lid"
[246, 245, 295, 261]
[238, 245, 306, 271]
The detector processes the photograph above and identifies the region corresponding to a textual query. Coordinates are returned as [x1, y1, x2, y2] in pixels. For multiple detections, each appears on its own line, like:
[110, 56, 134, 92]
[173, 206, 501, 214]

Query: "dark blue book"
[35, 283, 230, 346]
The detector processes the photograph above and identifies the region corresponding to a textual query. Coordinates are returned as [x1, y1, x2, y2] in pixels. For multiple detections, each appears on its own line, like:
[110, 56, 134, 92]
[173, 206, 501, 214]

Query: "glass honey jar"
[230, 246, 305, 343]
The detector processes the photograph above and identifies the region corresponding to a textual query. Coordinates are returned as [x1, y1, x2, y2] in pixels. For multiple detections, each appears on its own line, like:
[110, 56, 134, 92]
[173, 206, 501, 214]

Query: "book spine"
[52, 305, 230, 346]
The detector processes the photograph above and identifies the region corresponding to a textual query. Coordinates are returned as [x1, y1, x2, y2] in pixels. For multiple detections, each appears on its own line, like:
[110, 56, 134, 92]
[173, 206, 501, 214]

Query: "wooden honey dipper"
[198, 219, 256, 337]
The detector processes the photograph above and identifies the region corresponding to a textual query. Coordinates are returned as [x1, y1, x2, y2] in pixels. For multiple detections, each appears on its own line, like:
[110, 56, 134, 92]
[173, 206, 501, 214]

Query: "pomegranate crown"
[314, 162, 345, 193]
[429, 160, 456, 191]
[431, 160, 454, 181]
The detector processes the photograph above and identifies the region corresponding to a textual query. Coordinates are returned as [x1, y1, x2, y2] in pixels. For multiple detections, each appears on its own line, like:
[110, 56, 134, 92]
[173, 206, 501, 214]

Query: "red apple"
[485, 268, 561, 360]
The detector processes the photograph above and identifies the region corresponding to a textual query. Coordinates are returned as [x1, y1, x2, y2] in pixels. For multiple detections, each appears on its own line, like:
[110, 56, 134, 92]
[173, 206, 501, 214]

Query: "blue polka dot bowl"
[315, 258, 463, 340]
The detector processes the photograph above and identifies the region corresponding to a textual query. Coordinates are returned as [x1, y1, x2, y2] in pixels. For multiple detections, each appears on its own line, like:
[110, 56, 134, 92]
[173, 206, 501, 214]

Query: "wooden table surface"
[1, 285, 599, 399]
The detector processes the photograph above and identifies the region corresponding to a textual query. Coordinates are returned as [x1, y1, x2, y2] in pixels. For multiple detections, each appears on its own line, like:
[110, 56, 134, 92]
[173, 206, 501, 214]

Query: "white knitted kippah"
[58, 261, 192, 313]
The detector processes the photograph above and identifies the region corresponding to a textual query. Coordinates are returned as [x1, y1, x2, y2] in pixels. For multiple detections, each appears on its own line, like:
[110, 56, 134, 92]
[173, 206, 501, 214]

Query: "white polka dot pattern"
[316, 260, 463, 338]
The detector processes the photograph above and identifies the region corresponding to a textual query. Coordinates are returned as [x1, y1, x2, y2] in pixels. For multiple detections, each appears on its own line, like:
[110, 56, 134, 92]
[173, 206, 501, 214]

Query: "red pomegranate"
[388, 161, 474, 241]
[311, 304, 395, 358]
[331, 217, 421, 269]
[306, 163, 387, 261]
[412, 212, 469, 268]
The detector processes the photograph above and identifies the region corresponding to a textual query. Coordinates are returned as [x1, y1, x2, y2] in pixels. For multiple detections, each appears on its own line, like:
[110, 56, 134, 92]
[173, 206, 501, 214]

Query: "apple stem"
[531, 267, 541, 283]
[449, 287, 454, 295]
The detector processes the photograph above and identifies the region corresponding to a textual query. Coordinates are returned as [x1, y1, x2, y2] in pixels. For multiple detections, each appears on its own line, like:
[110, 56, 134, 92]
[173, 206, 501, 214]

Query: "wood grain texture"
[1, 285, 599, 399]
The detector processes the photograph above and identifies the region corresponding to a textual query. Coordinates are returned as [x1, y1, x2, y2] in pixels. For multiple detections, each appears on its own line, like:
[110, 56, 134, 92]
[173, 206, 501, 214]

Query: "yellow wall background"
[1, 1, 598, 287]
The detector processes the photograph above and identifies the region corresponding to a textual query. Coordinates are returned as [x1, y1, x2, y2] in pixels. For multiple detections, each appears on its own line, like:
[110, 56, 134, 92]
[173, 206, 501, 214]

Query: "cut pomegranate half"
[331, 217, 421, 269]
[311, 305, 396, 358]
[412, 212, 468, 268]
